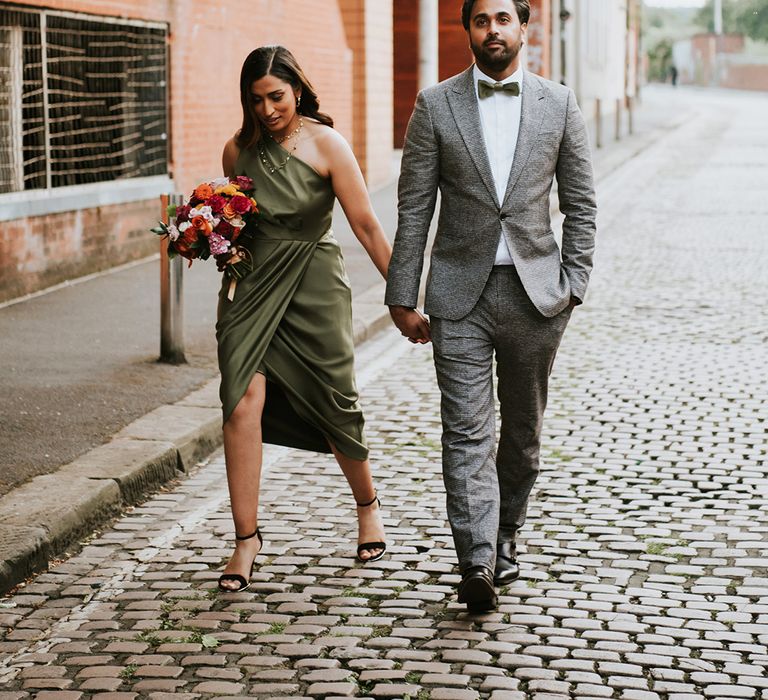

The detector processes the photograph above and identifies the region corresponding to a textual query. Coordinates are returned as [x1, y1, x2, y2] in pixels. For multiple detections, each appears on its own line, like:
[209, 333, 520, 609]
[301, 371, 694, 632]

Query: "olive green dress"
[216, 137, 368, 461]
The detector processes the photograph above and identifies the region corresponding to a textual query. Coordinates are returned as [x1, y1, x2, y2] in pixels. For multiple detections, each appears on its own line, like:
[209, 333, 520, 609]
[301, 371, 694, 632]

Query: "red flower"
[230, 195, 251, 215]
[215, 220, 235, 239]
[207, 194, 227, 214]
[175, 204, 191, 222]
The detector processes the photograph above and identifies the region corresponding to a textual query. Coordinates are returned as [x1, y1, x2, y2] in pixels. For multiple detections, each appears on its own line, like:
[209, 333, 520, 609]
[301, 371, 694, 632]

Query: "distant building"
[673, 33, 768, 92]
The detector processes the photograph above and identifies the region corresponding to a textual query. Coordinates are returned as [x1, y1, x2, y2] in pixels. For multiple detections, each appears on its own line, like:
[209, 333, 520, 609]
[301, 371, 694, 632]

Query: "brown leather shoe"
[494, 540, 520, 585]
[457, 565, 497, 612]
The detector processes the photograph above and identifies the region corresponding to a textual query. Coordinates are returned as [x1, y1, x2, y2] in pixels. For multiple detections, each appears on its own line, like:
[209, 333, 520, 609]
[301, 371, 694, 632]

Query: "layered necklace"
[259, 117, 304, 174]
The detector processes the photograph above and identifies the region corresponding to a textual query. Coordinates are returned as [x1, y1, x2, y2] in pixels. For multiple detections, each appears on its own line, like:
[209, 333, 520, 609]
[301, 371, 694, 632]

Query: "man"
[386, 0, 596, 612]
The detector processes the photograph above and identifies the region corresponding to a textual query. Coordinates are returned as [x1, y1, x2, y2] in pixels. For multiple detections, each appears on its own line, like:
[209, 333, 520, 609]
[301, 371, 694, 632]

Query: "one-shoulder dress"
[216, 137, 368, 461]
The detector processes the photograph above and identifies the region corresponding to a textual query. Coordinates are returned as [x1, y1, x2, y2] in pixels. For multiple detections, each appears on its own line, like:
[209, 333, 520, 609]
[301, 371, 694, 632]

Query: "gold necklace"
[274, 119, 304, 144]
[259, 118, 304, 174]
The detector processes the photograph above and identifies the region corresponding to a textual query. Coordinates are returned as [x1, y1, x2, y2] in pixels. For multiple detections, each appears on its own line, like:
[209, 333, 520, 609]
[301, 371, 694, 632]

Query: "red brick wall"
[393, 2, 419, 149]
[0, 0, 354, 302]
[0, 202, 160, 301]
[339, 0, 368, 174]
[527, 0, 551, 77]
[722, 63, 768, 91]
[685, 33, 756, 89]
[439, 0, 473, 82]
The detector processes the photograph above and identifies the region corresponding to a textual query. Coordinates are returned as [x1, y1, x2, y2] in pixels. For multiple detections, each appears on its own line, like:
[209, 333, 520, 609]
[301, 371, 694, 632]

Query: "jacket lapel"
[446, 67, 498, 206]
[502, 71, 546, 205]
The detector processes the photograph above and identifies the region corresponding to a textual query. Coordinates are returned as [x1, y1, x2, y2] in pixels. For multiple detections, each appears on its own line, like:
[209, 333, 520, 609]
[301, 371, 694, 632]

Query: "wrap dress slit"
[216, 137, 368, 462]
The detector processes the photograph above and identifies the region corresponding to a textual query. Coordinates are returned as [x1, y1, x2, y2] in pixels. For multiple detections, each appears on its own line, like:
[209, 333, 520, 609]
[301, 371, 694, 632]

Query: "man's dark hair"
[461, 0, 531, 30]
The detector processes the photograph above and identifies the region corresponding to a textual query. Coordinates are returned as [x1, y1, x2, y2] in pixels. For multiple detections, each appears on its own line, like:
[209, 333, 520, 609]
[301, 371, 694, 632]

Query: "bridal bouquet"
[152, 176, 259, 300]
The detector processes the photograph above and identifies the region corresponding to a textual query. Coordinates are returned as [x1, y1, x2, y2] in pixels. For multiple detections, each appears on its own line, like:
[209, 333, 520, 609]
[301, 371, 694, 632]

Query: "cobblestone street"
[1, 88, 767, 699]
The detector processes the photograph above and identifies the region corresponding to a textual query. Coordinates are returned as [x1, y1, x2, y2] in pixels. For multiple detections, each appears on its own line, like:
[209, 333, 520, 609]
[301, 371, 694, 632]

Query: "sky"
[644, 0, 707, 7]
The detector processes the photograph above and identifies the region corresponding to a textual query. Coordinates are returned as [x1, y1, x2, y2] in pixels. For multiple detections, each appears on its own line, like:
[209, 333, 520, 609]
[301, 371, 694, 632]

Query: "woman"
[216, 45, 407, 592]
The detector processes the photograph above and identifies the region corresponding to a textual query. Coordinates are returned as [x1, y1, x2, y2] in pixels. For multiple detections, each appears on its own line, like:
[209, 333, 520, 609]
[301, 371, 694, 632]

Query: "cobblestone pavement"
[1, 88, 767, 699]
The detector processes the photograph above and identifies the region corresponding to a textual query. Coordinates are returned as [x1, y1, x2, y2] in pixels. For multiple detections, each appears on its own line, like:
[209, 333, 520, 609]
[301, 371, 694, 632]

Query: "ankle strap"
[235, 526, 261, 542]
[356, 494, 379, 508]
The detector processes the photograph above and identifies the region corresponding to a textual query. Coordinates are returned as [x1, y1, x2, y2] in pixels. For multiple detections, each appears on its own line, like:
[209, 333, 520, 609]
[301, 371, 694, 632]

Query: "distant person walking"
[670, 64, 678, 87]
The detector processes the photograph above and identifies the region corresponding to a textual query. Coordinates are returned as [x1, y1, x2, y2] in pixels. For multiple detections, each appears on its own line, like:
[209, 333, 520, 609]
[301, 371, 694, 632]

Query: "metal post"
[615, 98, 621, 141]
[714, 0, 723, 35]
[159, 193, 186, 364]
[594, 98, 602, 149]
[713, 0, 723, 87]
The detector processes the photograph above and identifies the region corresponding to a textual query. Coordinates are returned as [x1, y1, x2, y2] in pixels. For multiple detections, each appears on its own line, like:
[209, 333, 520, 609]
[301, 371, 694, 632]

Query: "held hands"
[389, 306, 431, 344]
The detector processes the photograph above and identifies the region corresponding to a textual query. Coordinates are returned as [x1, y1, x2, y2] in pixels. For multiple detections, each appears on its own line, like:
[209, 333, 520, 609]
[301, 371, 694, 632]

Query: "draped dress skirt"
[216, 138, 368, 461]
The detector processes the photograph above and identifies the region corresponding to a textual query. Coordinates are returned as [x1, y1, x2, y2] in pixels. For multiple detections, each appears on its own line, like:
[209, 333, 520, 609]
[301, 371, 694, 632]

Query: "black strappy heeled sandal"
[356, 495, 387, 563]
[217, 527, 263, 592]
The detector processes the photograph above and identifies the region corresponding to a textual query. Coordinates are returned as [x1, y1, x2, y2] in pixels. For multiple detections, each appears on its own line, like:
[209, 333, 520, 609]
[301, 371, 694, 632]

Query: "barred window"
[0, 4, 168, 195]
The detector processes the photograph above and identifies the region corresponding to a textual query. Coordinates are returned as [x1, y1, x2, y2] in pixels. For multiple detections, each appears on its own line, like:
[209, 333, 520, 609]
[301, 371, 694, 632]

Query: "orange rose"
[191, 215, 213, 236]
[222, 203, 236, 219]
[193, 183, 214, 201]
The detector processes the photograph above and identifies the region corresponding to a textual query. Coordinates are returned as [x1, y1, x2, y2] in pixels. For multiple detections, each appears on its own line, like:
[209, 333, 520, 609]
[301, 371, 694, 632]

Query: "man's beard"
[471, 37, 521, 73]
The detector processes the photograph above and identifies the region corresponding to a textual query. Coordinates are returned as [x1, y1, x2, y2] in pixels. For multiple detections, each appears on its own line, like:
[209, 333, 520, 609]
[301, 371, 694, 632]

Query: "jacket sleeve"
[384, 90, 440, 308]
[556, 88, 597, 303]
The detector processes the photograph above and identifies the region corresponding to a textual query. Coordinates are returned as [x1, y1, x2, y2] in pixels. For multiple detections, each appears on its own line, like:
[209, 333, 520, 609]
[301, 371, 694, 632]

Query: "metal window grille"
[0, 4, 168, 194]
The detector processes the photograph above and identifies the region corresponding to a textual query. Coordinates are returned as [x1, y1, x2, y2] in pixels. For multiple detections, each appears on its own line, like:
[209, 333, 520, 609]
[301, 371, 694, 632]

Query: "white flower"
[210, 177, 230, 189]
[189, 205, 214, 222]
[178, 221, 191, 233]
[167, 224, 180, 241]
[230, 216, 245, 229]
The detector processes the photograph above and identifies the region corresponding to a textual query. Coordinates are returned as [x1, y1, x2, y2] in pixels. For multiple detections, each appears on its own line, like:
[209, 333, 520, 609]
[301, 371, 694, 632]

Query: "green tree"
[695, 0, 768, 41]
[736, 0, 768, 42]
[648, 38, 674, 82]
[695, 0, 740, 33]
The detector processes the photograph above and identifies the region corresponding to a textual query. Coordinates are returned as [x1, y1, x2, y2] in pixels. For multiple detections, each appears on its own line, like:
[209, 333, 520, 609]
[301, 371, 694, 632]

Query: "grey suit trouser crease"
[431, 266, 573, 573]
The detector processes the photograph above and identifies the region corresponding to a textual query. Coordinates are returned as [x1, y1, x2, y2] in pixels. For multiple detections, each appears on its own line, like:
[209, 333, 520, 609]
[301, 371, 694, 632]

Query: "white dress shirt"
[473, 64, 523, 266]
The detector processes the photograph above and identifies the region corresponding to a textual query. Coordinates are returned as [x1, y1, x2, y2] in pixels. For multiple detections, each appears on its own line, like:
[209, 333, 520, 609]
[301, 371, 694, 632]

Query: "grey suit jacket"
[385, 67, 597, 319]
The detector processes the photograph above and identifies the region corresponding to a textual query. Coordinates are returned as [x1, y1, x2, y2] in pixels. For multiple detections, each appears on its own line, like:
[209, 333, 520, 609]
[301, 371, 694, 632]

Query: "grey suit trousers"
[431, 266, 572, 572]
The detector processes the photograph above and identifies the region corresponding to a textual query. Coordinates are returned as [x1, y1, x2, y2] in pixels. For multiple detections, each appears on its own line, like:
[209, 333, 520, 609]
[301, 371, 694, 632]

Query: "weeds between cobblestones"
[1, 95, 768, 699]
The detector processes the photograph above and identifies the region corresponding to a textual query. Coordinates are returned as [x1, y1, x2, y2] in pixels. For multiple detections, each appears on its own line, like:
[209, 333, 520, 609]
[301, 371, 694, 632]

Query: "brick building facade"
[0, 0, 385, 302]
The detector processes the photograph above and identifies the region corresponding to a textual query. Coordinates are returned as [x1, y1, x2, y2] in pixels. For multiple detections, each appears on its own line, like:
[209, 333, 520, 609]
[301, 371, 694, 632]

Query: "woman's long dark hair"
[236, 45, 334, 150]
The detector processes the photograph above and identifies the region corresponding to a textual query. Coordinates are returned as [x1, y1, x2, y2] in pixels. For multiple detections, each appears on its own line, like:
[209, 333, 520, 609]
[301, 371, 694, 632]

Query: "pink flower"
[208, 232, 231, 256]
[234, 175, 254, 191]
[207, 194, 227, 214]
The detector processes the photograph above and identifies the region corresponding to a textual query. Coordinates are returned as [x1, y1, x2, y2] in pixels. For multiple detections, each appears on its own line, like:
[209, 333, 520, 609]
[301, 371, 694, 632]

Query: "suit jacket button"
[500, 213, 507, 220]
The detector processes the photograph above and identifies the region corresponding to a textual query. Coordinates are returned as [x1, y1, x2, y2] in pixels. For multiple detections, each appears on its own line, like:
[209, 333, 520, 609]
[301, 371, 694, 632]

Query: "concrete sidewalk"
[0, 85, 694, 594]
